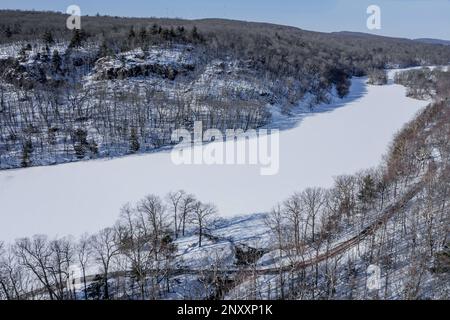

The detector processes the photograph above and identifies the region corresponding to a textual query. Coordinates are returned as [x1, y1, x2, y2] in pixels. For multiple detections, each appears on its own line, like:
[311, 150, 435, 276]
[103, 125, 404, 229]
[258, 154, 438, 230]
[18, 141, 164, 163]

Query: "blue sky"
[1, 0, 449, 40]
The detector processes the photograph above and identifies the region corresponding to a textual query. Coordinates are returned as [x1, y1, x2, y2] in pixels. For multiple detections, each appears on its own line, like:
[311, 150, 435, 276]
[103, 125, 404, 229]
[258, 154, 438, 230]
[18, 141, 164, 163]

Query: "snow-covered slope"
[0, 72, 428, 242]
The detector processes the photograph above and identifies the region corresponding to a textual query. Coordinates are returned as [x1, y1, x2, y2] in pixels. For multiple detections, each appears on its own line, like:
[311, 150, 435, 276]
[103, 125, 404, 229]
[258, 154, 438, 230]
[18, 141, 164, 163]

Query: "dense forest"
[2, 10, 450, 73]
[1, 10, 450, 169]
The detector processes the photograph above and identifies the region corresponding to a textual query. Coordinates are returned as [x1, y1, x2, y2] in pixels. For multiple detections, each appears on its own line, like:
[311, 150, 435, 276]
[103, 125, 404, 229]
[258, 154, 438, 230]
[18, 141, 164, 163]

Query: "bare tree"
[137, 195, 169, 261]
[166, 190, 186, 239]
[77, 234, 92, 300]
[301, 188, 325, 243]
[265, 205, 286, 255]
[49, 237, 74, 299]
[14, 236, 58, 300]
[116, 204, 153, 299]
[90, 228, 120, 300]
[282, 193, 303, 254]
[179, 193, 197, 237]
[189, 201, 217, 247]
[0, 242, 28, 300]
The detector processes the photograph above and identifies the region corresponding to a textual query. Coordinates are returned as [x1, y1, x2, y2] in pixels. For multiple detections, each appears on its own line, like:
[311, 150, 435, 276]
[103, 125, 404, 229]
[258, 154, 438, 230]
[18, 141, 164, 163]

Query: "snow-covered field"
[0, 72, 428, 242]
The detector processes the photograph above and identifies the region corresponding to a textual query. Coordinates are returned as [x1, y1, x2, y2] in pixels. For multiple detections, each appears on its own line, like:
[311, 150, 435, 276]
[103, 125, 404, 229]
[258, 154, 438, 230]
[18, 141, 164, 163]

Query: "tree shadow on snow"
[264, 77, 369, 132]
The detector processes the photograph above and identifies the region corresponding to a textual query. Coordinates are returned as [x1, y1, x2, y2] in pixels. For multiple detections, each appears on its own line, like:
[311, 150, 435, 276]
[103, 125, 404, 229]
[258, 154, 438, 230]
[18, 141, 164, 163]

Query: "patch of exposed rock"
[91, 46, 196, 81]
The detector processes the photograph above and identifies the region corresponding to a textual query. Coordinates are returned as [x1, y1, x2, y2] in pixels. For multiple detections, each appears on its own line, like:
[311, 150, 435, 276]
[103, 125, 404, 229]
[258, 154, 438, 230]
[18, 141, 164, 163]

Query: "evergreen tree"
[18, 47, 28, 62]
[335, 77, 351, 98]
[176, 26, 185, 36]
[69, 29, 83, 48]
[98, 39, 113, 58]
[4, 26, 12, 39]
[161, 28, 170, 40]
[89, 139, 99, 156]
[327, 68, 351, 98]
[151, 23, 159, 35]
[169, 27, 176, 38]
[21, 139, 33, 168]
[52, 50, 62, 71]
[139, 27, 147, 44]
[358, 175, 376, 204]
[129, 128, 140, 153]
[40, 45, 50, 62]
[128, 26, 136, 40]
[191, 26, 201, 41]
[73, 128, 89, 159]
[42, 30, 54, 45]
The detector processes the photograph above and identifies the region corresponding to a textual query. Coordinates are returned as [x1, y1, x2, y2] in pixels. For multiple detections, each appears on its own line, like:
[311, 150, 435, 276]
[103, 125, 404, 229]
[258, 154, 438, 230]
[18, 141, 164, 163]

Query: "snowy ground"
[0, 70, 428, 242]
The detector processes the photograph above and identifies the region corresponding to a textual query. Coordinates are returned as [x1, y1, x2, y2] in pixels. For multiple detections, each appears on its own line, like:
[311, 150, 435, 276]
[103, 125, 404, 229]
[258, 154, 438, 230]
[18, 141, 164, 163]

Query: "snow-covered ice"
[0, 72, 428, 242]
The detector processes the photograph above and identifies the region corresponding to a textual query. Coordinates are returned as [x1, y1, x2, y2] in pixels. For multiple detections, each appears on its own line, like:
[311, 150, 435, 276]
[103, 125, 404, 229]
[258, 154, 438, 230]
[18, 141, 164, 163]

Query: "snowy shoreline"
[0, 69, 429, 242]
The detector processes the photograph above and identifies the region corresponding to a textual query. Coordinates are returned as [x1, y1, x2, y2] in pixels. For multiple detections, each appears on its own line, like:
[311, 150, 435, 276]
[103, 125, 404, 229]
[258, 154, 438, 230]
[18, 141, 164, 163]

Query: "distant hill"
[414, 38, 450, 46]
[332, 31, 409, 41]
[332, 32, 450, 47]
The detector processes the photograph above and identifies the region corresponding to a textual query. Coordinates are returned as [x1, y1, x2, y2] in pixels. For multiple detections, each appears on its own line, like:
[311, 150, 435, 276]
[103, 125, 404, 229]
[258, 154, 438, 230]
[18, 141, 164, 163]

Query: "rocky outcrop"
[91, 47, 196, 81]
